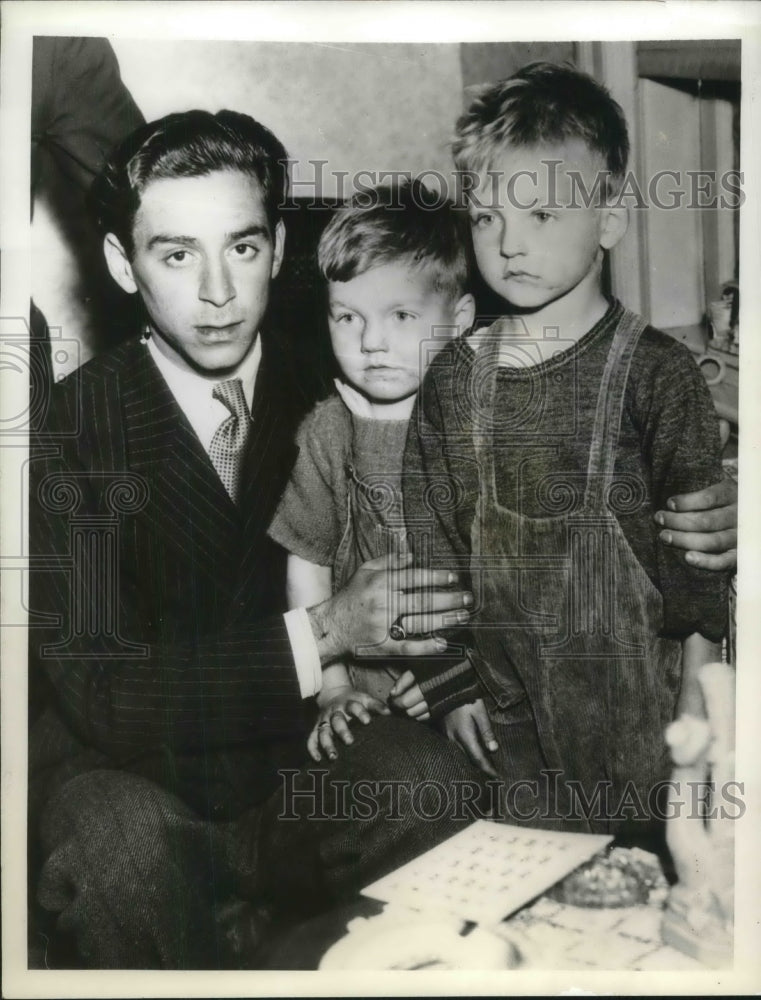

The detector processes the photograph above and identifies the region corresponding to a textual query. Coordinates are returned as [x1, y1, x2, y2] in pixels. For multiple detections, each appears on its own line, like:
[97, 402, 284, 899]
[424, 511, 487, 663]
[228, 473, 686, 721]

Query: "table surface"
[493, 888, 703, 971]
[261, 858, 705, 972]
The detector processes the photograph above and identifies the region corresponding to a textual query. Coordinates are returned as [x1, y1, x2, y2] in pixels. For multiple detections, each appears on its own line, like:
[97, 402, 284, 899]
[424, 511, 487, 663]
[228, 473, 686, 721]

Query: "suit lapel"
[121, 343, 239, 591]
[118, 336, 305, 611]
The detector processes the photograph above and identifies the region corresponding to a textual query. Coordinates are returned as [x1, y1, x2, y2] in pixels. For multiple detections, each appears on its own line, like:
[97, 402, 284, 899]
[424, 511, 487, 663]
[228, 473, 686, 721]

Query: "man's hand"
[442, 699, 499, 777]
[307, 686, 390, 762]
[389, 670, 430, 721]
[308, 552, 473, 664]
[655, 476, 737, 571]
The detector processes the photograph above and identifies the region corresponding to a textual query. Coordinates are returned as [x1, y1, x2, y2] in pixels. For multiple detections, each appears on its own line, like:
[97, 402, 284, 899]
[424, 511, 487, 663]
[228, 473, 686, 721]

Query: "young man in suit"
[28, 109, 736, 968]
[28, 111, 488, 968]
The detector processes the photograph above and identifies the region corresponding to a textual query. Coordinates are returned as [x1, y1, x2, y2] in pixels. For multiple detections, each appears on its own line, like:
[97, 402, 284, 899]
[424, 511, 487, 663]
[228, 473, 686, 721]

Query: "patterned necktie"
[209, 378, 249, 503]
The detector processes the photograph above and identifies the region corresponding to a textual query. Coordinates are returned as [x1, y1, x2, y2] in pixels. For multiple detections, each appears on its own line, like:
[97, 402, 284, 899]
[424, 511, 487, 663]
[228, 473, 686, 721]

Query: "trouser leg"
[35, 717, 488, 968]
[36, 769, 238, 969]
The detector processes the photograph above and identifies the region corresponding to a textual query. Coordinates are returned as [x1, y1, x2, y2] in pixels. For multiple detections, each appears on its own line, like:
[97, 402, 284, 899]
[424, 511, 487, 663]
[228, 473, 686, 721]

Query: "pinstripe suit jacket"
[29, 335, 314, 819]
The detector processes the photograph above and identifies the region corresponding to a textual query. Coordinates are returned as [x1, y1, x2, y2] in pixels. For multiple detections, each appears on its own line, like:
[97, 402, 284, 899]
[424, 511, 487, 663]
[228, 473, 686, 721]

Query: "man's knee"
[39, 771, 176, 908]
[36, 769, 229, 967]
[319, 714, 488, 833]
[340, 714, 481, 785]
[39, 769, 197, 856]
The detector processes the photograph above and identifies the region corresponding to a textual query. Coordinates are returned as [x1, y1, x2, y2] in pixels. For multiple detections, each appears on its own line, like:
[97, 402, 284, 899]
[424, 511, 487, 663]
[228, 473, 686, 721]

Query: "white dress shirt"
[146, 335, 321, 698]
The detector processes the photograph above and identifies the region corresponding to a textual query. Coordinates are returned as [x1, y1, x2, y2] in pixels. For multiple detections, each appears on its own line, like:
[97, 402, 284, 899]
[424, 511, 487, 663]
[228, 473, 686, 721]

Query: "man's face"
[468, 141, 619, 313]
[328, 261, 472, 409]
[106, 170, 284, 376]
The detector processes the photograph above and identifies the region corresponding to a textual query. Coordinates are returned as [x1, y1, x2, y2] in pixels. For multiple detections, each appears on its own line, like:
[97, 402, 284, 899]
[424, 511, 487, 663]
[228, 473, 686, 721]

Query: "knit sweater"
[404, 298, 727, 645]
[268, 395, 480, 716]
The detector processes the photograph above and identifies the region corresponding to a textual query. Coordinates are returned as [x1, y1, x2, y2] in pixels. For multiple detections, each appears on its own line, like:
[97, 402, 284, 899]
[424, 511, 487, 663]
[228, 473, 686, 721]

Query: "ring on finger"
[317, 720, 331, 730]
[389, 619, 406, 641]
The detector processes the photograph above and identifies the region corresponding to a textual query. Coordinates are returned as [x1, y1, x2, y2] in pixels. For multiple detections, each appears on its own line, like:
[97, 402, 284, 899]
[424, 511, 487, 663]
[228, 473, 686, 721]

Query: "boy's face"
[104, 169, 284, 376]
[468, 140, 625, 313]
[327, 261, 473, 407]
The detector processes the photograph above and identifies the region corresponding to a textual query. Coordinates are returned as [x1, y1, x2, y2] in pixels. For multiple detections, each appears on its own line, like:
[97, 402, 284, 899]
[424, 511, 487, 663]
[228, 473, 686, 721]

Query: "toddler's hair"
[318, 178, 469, 299]
[453, 62, 629, 199]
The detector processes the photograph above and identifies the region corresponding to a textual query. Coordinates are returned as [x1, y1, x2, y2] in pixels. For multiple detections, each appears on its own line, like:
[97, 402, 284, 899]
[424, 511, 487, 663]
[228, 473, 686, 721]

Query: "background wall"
[111, 40, 464, 194]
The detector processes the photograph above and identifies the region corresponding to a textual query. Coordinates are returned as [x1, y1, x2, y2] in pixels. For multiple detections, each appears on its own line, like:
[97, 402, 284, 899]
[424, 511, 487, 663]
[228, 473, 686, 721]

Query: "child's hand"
[389, 670, 430, 721]
[308, 687, 389, 762]
[442, 699, 499, 777]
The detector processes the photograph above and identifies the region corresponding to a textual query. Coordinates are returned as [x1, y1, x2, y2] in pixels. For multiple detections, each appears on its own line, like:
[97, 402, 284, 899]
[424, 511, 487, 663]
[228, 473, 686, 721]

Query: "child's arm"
[286, 551, 332, 610]
[677, 632, 722, 719]
[401, 356, 487, 720]
[287, 553, 389, 762]
[637, 340, 728, 725]
[643, 340, 729, 646]
[392, 663, 500, 773]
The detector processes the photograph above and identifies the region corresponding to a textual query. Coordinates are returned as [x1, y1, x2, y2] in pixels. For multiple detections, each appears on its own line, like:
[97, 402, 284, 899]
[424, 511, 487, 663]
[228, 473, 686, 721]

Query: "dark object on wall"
[31, 36, 145, 370]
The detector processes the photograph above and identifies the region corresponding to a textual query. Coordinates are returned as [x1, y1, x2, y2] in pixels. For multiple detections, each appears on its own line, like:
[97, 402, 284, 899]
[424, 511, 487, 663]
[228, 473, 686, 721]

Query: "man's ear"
[103, 233, 138, 294]
[453, 292, 476, 335]
[270, 219, 286, 280]
[599, 206, 629, 251]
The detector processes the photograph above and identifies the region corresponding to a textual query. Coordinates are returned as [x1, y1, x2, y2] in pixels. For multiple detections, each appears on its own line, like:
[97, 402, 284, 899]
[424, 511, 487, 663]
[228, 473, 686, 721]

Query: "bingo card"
[362, 820, 612, 924]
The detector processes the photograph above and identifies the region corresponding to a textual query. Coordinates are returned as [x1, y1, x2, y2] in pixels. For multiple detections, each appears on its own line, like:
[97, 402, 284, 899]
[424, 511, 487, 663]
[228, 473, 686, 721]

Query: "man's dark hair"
[453, 61, 630, 198]
[318, 178, 469, 301]
[89, 109, 289, 258]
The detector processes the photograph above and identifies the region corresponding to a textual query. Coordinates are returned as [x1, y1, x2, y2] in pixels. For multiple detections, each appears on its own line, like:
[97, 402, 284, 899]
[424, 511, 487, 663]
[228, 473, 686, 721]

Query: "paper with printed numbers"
[362, 820, 612, 924]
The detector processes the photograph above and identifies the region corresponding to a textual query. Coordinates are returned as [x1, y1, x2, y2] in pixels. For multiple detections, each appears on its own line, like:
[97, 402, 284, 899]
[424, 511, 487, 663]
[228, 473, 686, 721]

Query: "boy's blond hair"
[453, 62, 630, 200]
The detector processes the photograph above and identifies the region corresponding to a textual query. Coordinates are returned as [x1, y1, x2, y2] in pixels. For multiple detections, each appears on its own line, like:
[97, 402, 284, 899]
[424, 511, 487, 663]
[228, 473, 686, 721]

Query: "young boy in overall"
[269, 180, 487, 763]
[404, 63, 728, 832]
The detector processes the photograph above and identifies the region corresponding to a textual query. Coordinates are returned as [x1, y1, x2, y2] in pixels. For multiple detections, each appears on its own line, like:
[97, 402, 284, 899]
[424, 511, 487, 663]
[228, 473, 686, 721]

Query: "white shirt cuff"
[284, 608, 322, 698]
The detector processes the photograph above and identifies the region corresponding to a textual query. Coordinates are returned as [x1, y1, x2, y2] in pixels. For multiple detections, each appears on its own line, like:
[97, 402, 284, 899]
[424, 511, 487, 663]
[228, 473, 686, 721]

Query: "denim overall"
[333, 419, 407, 702]
[470, 309, 682, 832]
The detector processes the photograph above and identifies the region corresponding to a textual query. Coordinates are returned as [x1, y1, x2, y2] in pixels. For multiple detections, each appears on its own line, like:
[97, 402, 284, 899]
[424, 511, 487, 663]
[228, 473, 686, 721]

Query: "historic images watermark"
[278, 769, 746, 824]
[281, 161, 745, 211]
[2, 315, 151, 649]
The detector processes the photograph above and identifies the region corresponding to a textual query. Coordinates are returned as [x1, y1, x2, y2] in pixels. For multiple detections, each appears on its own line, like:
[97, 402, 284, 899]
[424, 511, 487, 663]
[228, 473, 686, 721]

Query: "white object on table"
[318, 905, 519, 970]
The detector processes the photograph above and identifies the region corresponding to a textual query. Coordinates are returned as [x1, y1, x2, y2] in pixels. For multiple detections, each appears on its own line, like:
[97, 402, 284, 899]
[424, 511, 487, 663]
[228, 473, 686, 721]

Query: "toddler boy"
[269, 180, 488, 763]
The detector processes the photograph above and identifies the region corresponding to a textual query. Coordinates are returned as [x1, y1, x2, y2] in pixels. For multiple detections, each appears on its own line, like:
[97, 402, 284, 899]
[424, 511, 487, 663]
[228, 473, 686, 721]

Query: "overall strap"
[584, 308, 648, 510]
[470, 321, 509, 498]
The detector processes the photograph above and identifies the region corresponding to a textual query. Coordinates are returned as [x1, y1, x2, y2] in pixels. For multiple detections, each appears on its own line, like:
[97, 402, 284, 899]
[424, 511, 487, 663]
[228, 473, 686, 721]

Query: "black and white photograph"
[2, 1, 760, 995]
